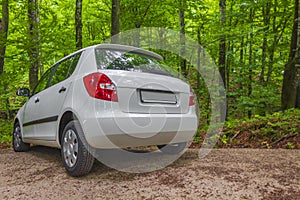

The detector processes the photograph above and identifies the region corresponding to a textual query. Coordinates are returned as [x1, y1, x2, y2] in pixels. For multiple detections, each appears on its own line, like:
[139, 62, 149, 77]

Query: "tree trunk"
[226, 0, 234, 90]
[296, 0, 300, 108]
[0, 0, 9, 74]
[260, 1, 270, 85]
[239, 36, 244, 91]
[37, 0, 43, 76]
[226, 41, 232, 90]
[238, 6, 245, 93]
[219, 0, 227, 120]
[297, 85, 300, 108]
[197, 27, 201, 89]
[135, 24, 141, 47]
[75, 0, 83, 49]
[282, 0, 300, 110]
[111, 0, 120, 44]
[248, 9, 254, 119]
[179, 0, 187, 77]
[28, 0, 41, 90]
[128, 1, 151, 47]
[267, 0, 277, 83]
[219, 0, 226, 87]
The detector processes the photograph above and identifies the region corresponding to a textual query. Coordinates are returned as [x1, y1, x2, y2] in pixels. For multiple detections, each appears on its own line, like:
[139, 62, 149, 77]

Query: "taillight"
[83, 72, 118, 102]
[189, 87, 195, 106]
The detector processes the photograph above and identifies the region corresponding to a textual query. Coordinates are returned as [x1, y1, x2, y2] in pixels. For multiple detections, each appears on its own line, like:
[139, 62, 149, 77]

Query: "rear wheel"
[157, 142, 187, 154]
[13, 122, 30, 152]
[61, 120, 94, 177]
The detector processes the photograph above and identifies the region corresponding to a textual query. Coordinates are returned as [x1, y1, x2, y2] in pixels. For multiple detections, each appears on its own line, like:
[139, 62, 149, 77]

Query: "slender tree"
[296, 0, 300, 109]
[120, 0, 153, 46]
[135, 1, 152, 47]
[267, 4, 289, 83]
[28, 0, 41, 90]
[267, 1, 277, 83]
[219, 0, 227, 119]
[282, 0, 300, 110]
[260, 1, 270, 85]
[248, 8, 254, 118]
[37, 0, 43, 76]
[179, 0, 187, 77]
[197, 27, 201, 89]
[75, 0, 83, 49]
[219, 0, 226, 87]
[0, 0, 9, 74]
[111, 0, 120, 44]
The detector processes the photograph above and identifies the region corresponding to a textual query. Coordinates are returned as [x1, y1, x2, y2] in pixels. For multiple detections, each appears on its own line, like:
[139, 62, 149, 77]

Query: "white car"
[14, 44, 198, 176]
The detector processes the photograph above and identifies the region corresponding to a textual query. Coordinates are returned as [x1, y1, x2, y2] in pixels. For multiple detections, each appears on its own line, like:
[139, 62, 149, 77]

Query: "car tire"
[157, 142, 187, 154]
[61, 120, 94, 177]
[13, 122, 30, 152]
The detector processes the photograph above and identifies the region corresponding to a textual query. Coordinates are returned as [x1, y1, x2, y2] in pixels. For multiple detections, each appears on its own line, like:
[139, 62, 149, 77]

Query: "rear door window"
[32, 67, 54, 95]
[49, 52, 82, 87]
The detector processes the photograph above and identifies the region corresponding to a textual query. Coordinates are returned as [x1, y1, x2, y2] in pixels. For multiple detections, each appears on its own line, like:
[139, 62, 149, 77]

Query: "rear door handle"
[59, 87, 66, 93]
[35, 97, 39, 103]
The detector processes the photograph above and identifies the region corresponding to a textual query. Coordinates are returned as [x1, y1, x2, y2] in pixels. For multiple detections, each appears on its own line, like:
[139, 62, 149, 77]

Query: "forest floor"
[0, 147, 299, 199]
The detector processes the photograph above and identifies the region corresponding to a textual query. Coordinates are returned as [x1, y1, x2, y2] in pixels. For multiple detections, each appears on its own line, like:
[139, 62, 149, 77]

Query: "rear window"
[95, 49, 174, 76]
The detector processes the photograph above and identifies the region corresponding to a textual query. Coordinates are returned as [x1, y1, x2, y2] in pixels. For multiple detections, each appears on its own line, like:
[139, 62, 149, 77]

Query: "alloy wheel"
[63, 129, 79, 168]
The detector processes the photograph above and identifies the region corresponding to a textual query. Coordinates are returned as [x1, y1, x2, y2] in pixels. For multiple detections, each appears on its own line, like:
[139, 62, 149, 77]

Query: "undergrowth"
[220, 109, 300, 149]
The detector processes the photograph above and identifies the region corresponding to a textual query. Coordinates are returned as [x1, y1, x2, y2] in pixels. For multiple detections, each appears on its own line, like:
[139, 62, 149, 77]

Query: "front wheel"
[13, 122, 30, 152]
[61, 121, 94, 177]
[157, 142, 187, 154]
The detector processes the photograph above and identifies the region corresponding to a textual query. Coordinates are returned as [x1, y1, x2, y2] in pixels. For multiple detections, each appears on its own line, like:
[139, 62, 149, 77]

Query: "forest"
[0, 0, 299, 148]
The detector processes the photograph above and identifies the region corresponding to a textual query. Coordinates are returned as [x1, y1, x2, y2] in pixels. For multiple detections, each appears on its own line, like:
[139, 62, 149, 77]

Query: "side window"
[50, 59, 72, 86]
[67, 53, 81, 78]
[49, 52, 82, 87]
[32, 67, 54, 95]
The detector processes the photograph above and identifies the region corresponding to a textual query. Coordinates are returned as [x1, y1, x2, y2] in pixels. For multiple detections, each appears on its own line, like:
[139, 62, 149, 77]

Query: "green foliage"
[286, 142, 295, 149]
[220, 134, 228, 144]
[0, 119, 13, 143]
[0, 72, 27, 119]
[221, 109, 300, 148]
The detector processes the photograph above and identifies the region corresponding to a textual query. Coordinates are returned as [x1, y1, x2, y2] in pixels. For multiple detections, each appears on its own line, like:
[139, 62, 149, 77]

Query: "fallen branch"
[230, 130, 241, 142]
[271, 133, 298, 145]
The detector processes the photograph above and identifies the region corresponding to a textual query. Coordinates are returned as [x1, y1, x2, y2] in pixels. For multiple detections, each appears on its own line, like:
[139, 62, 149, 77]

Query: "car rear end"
[77, 45, 198, 149]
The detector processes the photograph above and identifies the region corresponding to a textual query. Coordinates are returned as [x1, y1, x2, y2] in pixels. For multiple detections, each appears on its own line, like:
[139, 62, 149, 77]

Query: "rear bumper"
[81, 109, 198, 149]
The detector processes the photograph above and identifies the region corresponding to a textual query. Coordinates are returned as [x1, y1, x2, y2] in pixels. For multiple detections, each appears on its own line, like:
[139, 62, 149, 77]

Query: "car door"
[34, 53, 82, 141]
[22, 68, 54, 139]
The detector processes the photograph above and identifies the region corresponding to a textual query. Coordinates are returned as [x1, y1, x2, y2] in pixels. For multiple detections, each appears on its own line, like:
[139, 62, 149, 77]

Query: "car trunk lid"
[103, 70, 190, 114]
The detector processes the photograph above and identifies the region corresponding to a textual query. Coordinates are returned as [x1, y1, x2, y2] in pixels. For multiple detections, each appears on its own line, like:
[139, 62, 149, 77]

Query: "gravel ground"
[0, 147, 299, 200]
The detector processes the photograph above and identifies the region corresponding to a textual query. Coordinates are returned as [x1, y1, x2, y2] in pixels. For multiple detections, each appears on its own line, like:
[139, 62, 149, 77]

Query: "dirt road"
[0, 147, 299, 199]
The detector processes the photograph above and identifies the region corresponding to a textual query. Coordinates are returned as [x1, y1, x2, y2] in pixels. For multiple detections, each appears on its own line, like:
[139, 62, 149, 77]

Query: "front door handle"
[35, 97, 39, 103]
[59, 87, 66, 93]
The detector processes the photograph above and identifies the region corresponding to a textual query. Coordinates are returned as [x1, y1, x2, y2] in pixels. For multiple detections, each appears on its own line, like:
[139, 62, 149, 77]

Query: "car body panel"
[34, 80, 71, 141]
[22, 96, 39, 139]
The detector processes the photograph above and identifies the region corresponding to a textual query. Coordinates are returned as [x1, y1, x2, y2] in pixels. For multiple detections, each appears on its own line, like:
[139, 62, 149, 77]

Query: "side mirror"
[16, 88, 31, 97]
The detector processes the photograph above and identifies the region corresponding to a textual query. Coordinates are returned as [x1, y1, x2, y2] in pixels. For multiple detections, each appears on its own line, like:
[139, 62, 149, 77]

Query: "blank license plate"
[140, 90, 177, 104]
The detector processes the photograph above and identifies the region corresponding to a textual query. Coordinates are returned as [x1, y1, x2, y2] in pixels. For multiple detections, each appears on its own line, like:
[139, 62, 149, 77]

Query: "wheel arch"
[14, 118, 20, 126]
[13, 118, 20, 136]
[58, 111, 78, 146]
